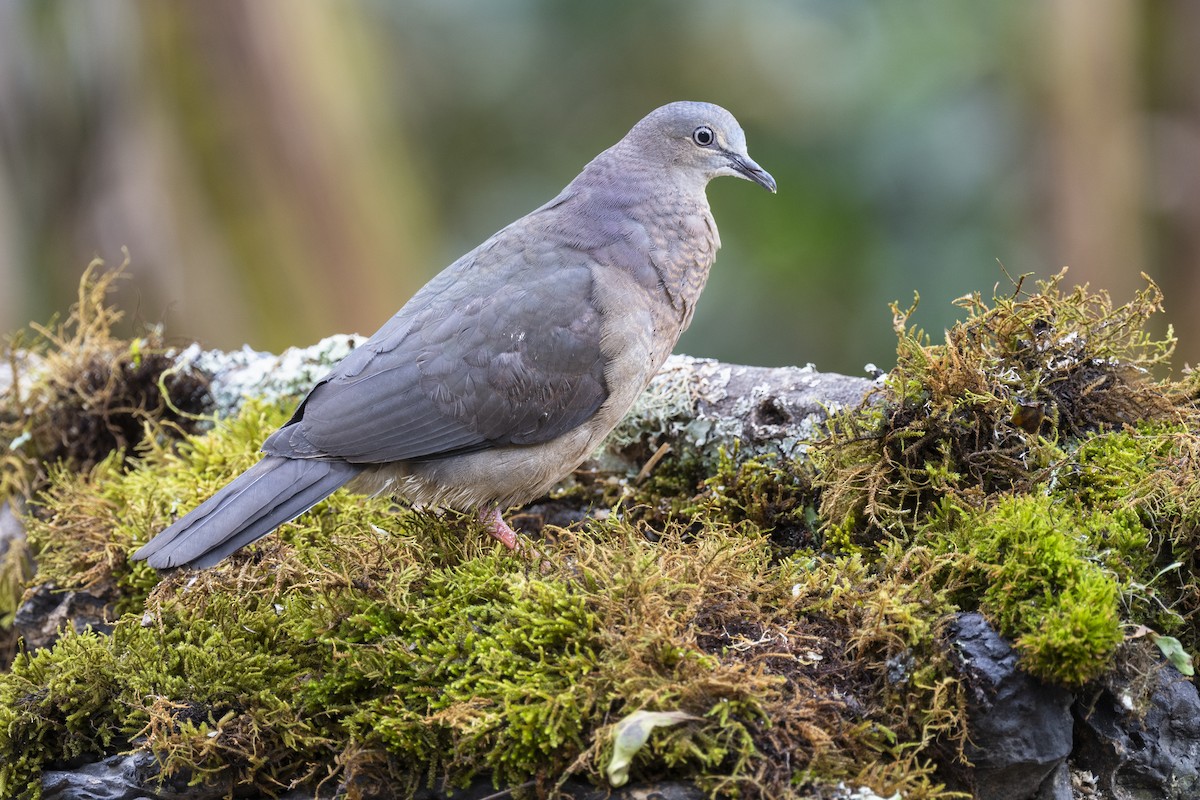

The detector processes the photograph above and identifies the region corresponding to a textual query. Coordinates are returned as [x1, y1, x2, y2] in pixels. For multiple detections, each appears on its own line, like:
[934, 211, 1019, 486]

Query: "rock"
[948, 612, 1075, 800]
[1035, 761, 1073, 800]
[42, 752, 204, 800]
[1074, 663, 1200, 799]
[12, 581, 115, 651]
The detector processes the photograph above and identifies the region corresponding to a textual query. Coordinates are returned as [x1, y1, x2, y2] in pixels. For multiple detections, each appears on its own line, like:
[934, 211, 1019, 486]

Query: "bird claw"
[479, 507, 561, 576]
[479, 506, 522, 550]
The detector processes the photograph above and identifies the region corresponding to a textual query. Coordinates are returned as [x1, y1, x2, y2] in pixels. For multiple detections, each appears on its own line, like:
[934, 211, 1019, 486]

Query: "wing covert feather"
[263, 246, 609, 464]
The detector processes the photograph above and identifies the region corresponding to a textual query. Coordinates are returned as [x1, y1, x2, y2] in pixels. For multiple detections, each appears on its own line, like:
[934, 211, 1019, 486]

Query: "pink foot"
[479, 506, 521, 550]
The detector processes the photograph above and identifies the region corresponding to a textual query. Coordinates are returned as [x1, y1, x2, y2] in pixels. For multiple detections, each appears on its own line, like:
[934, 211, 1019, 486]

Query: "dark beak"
[728, 152, 777, 193]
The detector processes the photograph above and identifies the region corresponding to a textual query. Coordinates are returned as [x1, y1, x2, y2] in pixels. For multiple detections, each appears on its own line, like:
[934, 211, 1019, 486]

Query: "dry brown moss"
[0, 261, 210, 666]
[810, 270, 1199, 688]
[6, 265, 1200, 797]
[1, 258, 211, 499]
[816, 270, 1182, 542]
[0, 388, 965, 798]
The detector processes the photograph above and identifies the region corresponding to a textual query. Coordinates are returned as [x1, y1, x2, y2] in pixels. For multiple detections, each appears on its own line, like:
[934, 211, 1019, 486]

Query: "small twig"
[634, 441, 672, 485]
[995, 258, 1025, 300]
[476, 779, 536, 800]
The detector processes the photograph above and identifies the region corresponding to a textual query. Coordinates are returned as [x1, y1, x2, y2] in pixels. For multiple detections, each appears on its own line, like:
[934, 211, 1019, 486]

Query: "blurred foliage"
[1, 0, 1199, 373]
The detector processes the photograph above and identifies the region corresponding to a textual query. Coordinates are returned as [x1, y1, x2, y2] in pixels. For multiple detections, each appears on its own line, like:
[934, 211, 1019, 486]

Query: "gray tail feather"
[133, 456, 362, 570]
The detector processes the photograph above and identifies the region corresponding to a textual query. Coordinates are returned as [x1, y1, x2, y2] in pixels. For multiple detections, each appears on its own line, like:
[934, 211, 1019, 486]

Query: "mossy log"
[3, 266, 1200, 800]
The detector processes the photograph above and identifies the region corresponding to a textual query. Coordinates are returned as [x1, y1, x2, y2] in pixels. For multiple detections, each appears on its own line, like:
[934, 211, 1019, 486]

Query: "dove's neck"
[558, 149, 720, 327]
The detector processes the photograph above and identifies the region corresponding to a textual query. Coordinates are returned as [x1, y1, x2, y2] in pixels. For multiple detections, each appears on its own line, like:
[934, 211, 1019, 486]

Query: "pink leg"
[479, 506, 521, 550]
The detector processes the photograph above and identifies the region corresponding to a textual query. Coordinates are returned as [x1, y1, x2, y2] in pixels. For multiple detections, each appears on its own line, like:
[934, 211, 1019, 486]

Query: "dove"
[134, 101, 775, 569]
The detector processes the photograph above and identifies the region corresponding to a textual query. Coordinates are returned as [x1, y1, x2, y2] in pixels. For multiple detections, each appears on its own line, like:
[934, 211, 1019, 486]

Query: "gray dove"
[134, 101, 775, 569]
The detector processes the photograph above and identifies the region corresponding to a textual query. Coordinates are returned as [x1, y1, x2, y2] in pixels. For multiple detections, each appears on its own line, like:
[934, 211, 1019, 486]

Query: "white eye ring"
[692, 126, 715, 147]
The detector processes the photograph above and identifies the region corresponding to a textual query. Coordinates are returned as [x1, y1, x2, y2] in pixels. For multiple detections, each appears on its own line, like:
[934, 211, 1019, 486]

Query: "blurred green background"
[2, 0, 1198, 375]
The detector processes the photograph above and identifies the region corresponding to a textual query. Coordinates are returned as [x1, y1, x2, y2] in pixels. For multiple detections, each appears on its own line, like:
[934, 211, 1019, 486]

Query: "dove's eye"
[691, 126, 715, 147]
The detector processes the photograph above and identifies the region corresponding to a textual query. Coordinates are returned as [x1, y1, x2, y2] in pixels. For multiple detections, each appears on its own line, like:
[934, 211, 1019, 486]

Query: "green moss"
[123, 591, 341, 789]
[336, 560, 601, 791]
[609, 446, 711, 524]
[807, 272, 1200, 689]
[0, 457, 960, 799]
[693, 447, 819, 553]
[814, 272, 1176, 539]
[0, 629, 122, 797]
[594, 445, 819, 559]
[7, 268, 1200, 797]
[929, 495, 1123, 686]
[22, 399, 299, 612]
[1048, 425, 1200, 643]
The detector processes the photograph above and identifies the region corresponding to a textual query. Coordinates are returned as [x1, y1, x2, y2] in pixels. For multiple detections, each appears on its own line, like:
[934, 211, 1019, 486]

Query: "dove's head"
[624, 101, 776, 194]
